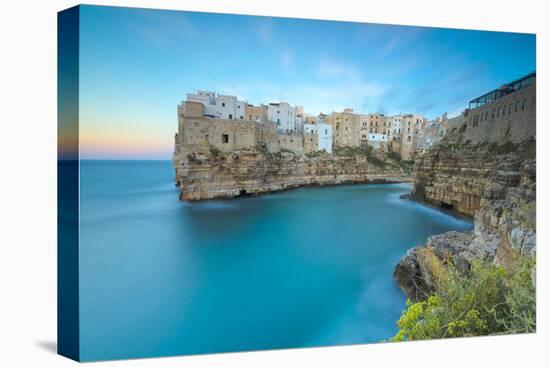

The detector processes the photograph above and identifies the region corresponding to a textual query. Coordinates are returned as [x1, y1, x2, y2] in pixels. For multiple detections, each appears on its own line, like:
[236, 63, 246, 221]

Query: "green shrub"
[387, 150, 402, 162]
[369, 155, 386, 168]
[399, 160, 414, 174]
[488, 141, 517, 155]
[391, 255, 535, 341]
[209, 146, 221, 158]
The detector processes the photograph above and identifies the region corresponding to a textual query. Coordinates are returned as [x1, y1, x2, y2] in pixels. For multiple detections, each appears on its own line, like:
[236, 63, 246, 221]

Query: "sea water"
[78, 160, 473, 361]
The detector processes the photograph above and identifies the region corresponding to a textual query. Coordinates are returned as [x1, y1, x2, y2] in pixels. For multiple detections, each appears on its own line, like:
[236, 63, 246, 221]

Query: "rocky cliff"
[394, 138, 536, 301]
[173, 148, 411, 201]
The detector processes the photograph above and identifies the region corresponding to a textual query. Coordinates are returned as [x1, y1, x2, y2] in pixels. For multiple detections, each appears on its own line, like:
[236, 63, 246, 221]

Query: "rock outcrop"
[394, 139, 536, 301]
[173, 148, 411, 201]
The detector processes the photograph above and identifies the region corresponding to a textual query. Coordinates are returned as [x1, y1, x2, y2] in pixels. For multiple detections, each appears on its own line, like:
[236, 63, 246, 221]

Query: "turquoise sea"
[78, 160, 473, 361]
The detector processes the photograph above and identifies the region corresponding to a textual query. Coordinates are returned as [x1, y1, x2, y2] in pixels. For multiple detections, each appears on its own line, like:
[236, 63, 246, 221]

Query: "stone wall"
[177, 113, 307, 156]
[255, 121, 279, 153]
[179, 116, 258, 154]
[303, 132, 318, 155]
[278, 133, 304, 155]
[446, 82, 535, 145]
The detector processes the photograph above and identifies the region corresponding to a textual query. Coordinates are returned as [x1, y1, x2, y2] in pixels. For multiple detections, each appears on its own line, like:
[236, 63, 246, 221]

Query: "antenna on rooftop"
[213, 75, 221, 95]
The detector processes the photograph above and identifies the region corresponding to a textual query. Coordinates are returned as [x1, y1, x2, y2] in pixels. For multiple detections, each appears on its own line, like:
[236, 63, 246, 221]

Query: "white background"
[0, 0, 548, 365]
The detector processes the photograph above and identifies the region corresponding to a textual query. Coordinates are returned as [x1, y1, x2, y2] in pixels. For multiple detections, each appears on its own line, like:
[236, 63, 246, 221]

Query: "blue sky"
[78, 5, 536, 159]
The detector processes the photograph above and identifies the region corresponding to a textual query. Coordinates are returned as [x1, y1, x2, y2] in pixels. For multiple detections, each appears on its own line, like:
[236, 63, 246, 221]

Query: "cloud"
[281, 50, 293, 69]
[316, 58, 359, 79]
[256, 18, 273, 45]
[125, 9, 196, 48]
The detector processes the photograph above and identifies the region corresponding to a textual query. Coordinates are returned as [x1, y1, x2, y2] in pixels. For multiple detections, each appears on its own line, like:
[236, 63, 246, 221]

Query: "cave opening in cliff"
[238, 189, 251, 197]
[440, 201, 453, 210]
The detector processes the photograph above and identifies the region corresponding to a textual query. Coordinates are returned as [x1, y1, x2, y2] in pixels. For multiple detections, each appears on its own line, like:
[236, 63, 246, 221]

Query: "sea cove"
[79, 160, 472, 361]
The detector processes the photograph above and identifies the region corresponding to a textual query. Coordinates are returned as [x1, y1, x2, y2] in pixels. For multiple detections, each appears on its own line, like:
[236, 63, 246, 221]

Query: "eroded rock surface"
[395, 140, 536, 301]
[173, 148, 412, 201]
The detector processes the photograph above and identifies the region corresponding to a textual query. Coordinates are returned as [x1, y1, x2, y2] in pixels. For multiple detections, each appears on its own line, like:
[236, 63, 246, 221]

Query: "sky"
[76, 5, 536, 159]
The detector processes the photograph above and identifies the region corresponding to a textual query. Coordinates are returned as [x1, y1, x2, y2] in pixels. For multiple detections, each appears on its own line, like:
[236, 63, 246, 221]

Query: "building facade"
[460, 72, 536, 144]
[186, 90, 247, 120]
[267, 102, 299, 134]
[327, 109, 360, 148]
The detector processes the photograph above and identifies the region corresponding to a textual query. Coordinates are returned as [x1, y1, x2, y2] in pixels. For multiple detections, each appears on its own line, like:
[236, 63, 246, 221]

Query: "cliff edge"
[395, 138, 536, 302]
[173, 147, 412, 201]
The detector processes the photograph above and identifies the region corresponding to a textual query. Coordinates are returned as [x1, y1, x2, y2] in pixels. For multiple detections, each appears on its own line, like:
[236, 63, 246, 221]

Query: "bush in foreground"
[391, 255, 535, 341]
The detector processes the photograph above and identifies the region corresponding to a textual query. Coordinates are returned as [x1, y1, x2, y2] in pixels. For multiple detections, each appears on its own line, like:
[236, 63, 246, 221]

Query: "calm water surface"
[79, 160, 472, 361]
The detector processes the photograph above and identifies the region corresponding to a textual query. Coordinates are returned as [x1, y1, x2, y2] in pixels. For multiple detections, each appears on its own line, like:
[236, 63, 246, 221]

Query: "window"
[221, 102, 226, 107]
[240, 116, 243, 119]
[503, 106, 506, 116]
[485, 111, 488, 120]
[522, 98, 527, 110]
[497, 107, 501, 117]
[509, 103, 513, 113]
[228, 114, 233, 119]
[222, 134, 229, 143]
[515, 101, 519, 112]
[407, 135, 411, 142]
[277, 119, 280, 125]
[249, 115, 252, 120]
[237, 105, 241, 109]
[277, 110, 280, 114]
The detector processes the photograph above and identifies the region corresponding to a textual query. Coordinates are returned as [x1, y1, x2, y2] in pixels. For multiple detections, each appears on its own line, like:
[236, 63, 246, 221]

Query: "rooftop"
[469, 72, 535, 109]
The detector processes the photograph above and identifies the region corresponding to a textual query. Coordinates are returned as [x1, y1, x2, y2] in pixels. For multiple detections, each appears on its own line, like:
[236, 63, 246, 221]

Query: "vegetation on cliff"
[391, 255, 536, 341]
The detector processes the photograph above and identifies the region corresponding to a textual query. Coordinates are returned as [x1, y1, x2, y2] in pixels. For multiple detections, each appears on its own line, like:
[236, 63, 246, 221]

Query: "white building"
[317, 122, 333, 154]
[187, 90, 246, 120]
[302, 121, 333, 154]
[267, 102, 298, 134]
[368, 133, 388, 142]
[303, 123, 317, 134]
[387, 115, 403, 142]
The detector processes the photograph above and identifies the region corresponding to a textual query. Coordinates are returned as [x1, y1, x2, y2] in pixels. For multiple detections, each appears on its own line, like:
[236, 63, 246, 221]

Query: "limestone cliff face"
[173, 149, 411, 201]
[395, 139, 536, 301]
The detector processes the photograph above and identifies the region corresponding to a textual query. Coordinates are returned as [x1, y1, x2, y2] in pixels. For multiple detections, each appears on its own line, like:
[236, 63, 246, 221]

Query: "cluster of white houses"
[177, 72, 535, 160]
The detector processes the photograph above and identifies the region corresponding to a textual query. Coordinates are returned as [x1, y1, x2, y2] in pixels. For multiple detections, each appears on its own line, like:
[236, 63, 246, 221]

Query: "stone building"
[400, 114, 425, 159]
[303, 131, 318, 155]
[245, 104, 267, 123]
[456, 72, 536, 144]
[176, 101, 258, 154]
[277, 133, 304, 155]
[447, 110, 468, 132]
[186, 90, 246, 120]
[326, 108, 360, 148]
